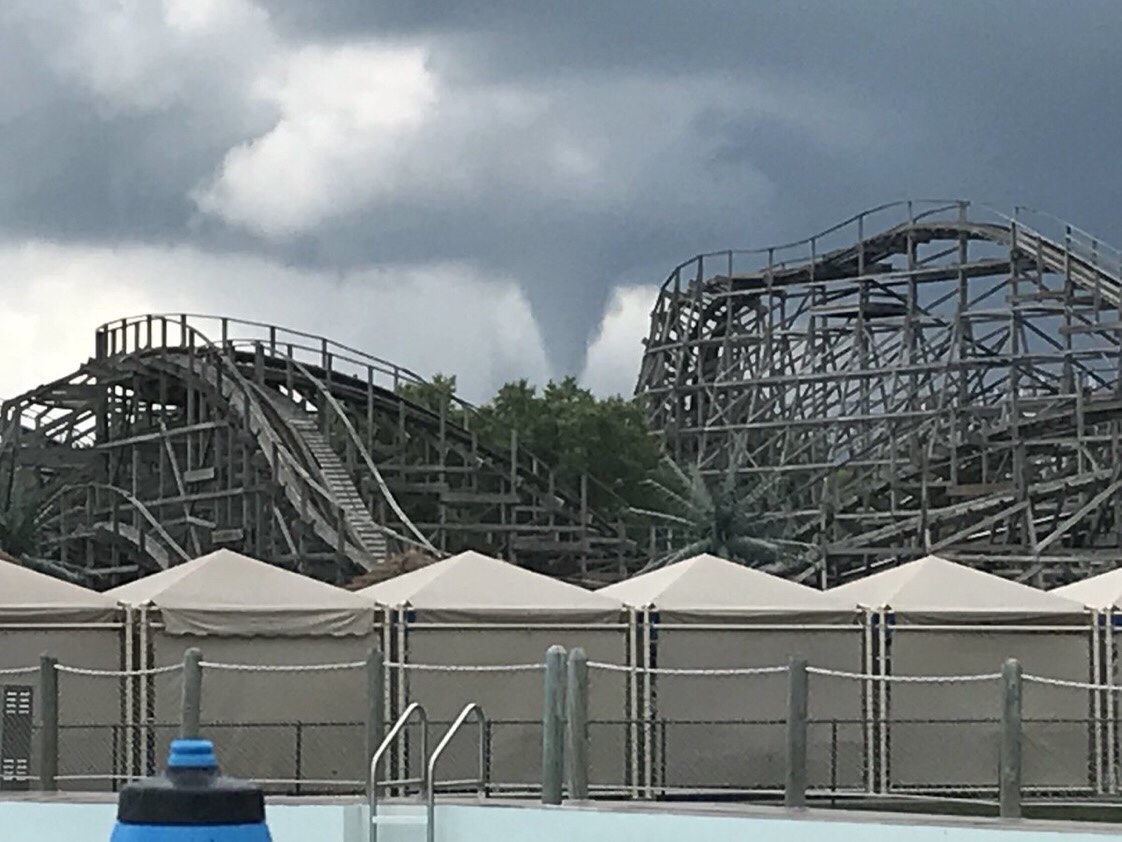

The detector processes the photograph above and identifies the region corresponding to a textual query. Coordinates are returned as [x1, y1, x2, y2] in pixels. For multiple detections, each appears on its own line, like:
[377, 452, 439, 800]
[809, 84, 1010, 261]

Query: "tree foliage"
[475, 377, 663, 515]
[395, 373, 464, 422]
[0, 471, 46, 560]
[397, 374, 663, 517]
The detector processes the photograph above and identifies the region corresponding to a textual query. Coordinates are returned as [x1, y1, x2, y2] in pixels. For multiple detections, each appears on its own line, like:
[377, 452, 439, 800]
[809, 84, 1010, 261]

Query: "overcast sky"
[2, 1, 1122, 403]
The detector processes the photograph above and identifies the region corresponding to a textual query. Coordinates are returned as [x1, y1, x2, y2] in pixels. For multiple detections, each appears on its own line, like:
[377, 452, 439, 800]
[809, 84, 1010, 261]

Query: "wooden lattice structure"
[0, 316, 633, 587]
[636, 200, 1122, 587]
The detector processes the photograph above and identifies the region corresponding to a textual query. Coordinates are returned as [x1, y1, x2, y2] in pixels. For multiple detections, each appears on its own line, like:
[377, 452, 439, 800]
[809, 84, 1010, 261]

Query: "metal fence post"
[1000, 658, 1023, 819]
[365, 647, 385, 796]
[542, 645, 567, 805]
[786, 657, 809, 808]
[180, 648, 203, 739]
[39, 655, 58, 792]
[565, 647, 589, 801]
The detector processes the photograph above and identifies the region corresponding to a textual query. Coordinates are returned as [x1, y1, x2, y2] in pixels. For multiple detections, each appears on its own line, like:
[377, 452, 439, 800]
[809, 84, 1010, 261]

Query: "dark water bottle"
[111, 739, 272, 842]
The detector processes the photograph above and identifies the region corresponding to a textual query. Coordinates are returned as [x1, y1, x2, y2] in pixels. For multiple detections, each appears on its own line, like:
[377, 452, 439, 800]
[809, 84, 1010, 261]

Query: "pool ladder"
[369, 702, 489, 842]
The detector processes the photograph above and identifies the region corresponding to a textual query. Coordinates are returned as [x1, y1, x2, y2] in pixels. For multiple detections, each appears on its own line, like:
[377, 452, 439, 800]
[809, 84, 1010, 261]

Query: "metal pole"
[365, 647, 385, 799]
[542, 645, 567, 805]
[1109, 608, 1117, 794]
[180, 648, 203, 739]
[1000, 658, 1023, 819]
[39, 655, 58, 791]
[565, 648, 589, 801]
[785, 657, 809, 808]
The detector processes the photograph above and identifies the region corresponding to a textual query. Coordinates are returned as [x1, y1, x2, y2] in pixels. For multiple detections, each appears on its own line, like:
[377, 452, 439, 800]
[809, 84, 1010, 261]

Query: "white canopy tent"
[830, 555, 1093, 795]
[360, 550, 628, 794]
[0, 560, 123, 790]
[108, 549, 377, 790]
[600, 554, 862, 796]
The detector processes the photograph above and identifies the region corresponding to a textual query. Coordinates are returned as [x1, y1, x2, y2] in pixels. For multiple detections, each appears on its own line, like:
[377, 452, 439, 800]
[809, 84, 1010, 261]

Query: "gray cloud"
[2, 0, 1122, 386]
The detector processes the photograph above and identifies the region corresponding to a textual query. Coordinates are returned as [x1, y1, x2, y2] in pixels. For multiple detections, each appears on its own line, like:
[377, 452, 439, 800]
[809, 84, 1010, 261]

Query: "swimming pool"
[7, 795, 1122, 842]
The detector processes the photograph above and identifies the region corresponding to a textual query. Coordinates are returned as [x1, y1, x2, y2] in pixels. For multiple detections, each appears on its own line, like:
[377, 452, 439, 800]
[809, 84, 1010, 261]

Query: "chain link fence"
[195, 659, 368, 794]
[806, 667, 866, 794]
[6, 648, 1122, 807]
[52, 662, 185, 790]
[1021, 673, 1099, 797]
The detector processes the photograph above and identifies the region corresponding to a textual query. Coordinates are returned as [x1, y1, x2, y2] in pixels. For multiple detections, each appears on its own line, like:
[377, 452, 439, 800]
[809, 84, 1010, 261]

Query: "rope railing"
[0, 665, 39, 676]
[55, 663, 183, 678]
[589, 661, 788, 677]
[1023, 673, 1122, 692]
[387, 661, 546, 673]
[198, 660, 366, 673]
[807, 667, 1002, 683]
[9, 649, 1118, 810]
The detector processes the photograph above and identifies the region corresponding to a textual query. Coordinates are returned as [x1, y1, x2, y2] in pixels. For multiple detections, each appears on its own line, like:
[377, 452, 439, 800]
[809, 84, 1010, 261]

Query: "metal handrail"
[426, 703, 488, 842]
[370, 702, 429, 842]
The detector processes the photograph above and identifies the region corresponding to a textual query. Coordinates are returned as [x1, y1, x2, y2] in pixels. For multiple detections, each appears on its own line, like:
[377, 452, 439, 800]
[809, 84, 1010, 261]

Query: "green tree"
[474, 376, 663, 515]
[395, 373, 464, 423]
[397, 373, 664, 517]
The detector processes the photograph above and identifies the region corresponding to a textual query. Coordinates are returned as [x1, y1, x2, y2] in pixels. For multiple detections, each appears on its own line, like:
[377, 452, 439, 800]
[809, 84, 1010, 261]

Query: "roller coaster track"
[0, 315, 633, 586]
[637, 200, 1122, 586]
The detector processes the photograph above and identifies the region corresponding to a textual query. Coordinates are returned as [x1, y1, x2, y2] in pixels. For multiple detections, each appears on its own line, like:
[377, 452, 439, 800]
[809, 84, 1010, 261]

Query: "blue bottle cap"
[167, 738, 219, 769]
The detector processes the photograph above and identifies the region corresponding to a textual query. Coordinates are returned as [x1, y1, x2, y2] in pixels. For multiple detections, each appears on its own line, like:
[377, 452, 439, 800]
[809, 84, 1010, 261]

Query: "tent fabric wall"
[0, 561, 124, 792]
[148, 627, 372, 790]
[649, 624, 863, 794]
[362, 551, 630, 794]
[397, 623, 629, 792]
[1053, 573, 1122, 794]
[831, 557, 1094, 794]
[600, 555, 864, 795]
[885, 625, 1091, 793]
[109, 551, 379, 792]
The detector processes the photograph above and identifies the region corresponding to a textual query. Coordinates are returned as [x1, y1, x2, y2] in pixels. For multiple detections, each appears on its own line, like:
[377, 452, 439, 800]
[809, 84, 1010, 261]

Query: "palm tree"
[632, 449, 819, 576]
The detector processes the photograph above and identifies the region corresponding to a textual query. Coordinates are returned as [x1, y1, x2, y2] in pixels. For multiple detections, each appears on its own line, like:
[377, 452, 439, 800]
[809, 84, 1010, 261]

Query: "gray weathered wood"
[39, 655, 59, 791]
[785, 657, 809, 808]
[565, 647, 589, 800]
[180, 648, 203, 739]
[1000, 658, 1023, 819]
[542, 645, 567, 805]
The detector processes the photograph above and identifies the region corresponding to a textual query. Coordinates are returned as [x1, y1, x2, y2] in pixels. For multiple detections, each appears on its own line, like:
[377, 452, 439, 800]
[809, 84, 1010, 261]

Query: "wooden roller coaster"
[636, 200, 1122, 587]
[0, 316, 633, 586]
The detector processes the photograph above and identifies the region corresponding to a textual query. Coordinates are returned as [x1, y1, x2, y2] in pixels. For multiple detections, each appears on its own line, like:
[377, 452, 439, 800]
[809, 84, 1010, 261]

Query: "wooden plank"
[183, 466, 216, 483]
[439, 491, 521, 505]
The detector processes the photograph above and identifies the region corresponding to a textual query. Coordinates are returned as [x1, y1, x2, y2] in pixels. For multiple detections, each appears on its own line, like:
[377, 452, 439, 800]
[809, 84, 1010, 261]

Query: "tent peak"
[359, 550, 623, 619]
[598, 553, 850, 617]
[829, 555, 1086, 619]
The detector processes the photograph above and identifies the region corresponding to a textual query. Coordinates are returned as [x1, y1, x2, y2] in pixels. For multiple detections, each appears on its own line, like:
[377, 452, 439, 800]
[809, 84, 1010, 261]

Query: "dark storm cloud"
[0, 4, 276, 246]
[263, 0, 1122, 237]
[5, 0, 1122, 378]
